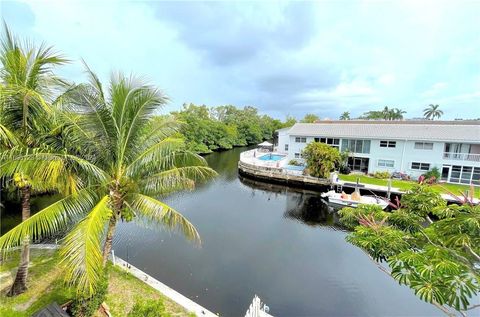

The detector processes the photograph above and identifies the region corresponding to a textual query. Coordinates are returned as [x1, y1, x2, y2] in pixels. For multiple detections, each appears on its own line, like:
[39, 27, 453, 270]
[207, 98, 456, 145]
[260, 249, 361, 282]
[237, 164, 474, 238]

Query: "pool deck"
[238, 149, 330, 188]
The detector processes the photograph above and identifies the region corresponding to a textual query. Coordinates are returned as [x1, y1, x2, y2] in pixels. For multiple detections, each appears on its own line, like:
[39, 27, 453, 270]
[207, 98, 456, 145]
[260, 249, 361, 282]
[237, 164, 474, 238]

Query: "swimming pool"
[258, 153, 286, 161]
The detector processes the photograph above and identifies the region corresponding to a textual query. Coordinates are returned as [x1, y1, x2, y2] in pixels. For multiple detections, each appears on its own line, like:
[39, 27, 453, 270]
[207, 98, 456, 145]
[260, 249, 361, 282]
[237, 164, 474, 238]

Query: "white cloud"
[4, 0, 480, 119]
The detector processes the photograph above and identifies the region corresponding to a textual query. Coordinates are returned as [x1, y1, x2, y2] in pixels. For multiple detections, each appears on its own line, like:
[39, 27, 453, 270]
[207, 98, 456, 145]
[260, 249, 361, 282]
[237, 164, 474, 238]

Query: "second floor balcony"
[443, 152, 480, 162]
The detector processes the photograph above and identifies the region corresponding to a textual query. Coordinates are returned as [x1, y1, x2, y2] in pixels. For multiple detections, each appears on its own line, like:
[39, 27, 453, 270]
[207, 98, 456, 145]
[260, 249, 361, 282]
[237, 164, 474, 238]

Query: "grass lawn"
[0, 249, 191, 317]
[338, 174, 479, 198]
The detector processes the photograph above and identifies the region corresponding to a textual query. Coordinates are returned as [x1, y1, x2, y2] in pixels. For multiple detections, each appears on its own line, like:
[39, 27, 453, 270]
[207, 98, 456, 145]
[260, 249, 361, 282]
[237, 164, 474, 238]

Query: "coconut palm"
[0, 68, 217, 297]
[423, 104, 443, 120]
[339, 111, 350, 120]
[0, 23, 69, 295]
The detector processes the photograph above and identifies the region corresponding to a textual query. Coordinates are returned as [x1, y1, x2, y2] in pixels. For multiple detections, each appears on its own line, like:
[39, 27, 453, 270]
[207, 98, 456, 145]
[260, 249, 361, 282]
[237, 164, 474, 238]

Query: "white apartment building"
[276, 121, 480, 185]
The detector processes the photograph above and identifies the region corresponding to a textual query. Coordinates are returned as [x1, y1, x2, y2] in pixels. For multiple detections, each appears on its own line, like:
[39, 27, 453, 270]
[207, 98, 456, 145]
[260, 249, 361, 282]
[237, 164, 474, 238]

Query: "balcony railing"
[443, 152, 480, 162]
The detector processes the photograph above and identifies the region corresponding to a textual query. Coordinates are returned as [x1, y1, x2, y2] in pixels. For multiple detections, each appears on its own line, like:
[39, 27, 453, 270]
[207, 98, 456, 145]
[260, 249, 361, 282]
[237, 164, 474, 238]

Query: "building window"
[378, 159, 394, 168]
[319, 137, 340, 149]
[411, 162, 430, 171]
[341, 139, 371, 154]
[380, 140, 396, 148]
[295, 137, 307, 143]
[450, 165, 479, 185]
[414, 142, 434, 150]
[284, 144, 289, 151]
[294, 153, 301, 158]
[314, 137, 320, 142]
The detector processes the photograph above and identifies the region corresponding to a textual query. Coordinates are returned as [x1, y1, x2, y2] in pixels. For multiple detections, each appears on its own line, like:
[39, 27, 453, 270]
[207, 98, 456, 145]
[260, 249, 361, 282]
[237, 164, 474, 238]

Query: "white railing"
[245, 295, 273, 317]
[239, 149, 286, 169]
[443, 152, 480, 162]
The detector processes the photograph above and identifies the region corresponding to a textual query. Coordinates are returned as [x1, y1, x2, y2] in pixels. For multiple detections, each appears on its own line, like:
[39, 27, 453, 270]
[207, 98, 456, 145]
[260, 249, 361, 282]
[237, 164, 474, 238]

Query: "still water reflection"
[112, 147, 439, 316]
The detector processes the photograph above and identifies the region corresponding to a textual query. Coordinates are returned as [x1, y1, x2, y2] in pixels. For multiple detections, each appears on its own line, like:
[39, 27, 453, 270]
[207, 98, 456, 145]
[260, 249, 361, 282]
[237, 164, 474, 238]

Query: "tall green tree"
[423, 104, 443, 120]
[0, 24, 69, 295]
[300, 113, 320, 123]
[339, 111, 350, 120]
[338, 185, 480, 316]
[302, 142, 340, 178]
[282, 115, 297, 128]
[360, 107, 406, 120]
[0, 70, 217, 297]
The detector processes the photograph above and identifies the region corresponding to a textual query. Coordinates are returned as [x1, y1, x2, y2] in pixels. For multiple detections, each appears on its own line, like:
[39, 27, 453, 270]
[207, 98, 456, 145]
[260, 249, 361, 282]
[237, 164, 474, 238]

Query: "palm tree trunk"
[8, 186, 31, 296]
[101, 216, 117, 266]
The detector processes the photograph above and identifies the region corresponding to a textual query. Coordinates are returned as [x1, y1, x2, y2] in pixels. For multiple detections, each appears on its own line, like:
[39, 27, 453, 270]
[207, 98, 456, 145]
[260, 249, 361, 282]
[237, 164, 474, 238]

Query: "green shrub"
[288, 159, 303, 166]
[128, 298, 171, 317]
[373, 171, 390, 179]
[423, 167, 440, 182]
[302, 142, 340, 178]
[70, 273, 109, 317]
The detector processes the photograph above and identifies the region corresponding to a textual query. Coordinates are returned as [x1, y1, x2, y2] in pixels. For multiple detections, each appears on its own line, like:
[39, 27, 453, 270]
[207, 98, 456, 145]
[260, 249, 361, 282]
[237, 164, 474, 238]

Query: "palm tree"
[423, 104, 443, 120]
[389, 108, 406, 120]
[0, 68, 217, 297]
[339, 111, 350, 120]
[0, 23, 69, 295]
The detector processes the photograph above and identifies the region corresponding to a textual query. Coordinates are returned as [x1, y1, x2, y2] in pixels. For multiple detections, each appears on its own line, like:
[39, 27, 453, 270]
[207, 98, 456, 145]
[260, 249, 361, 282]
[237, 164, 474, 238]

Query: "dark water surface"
[111, 147, 439, 317]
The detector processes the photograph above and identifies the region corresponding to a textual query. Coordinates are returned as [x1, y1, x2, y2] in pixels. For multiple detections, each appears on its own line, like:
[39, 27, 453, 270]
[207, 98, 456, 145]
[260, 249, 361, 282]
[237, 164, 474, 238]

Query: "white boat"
[320, 190, 389, 210]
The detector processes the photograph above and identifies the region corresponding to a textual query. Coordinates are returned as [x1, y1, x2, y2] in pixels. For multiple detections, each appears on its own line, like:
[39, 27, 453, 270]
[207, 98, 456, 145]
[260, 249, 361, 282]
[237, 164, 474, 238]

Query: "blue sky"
[2, 0, 480, 120]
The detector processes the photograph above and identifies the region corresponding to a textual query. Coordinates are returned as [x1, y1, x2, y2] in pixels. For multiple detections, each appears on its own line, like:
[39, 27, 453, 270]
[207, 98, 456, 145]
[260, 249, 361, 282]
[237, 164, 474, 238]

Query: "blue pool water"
[284, 164, 305, 171]
[258, 153, 285, 161]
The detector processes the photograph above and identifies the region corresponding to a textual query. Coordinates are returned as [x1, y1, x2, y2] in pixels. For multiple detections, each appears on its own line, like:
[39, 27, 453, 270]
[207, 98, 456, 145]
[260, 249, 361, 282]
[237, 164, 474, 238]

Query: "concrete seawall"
[238, 160, 330, 190]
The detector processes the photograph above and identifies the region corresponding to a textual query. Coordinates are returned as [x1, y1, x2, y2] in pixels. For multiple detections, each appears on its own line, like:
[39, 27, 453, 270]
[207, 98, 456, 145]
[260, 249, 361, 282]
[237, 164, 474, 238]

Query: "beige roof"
[285, 121, 480, 143]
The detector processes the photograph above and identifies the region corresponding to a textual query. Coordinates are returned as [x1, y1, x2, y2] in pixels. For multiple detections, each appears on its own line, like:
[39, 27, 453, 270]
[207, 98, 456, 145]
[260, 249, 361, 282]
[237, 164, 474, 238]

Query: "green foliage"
[360, 106, 406, 120]
[339, 111, 350, 120]
[423, 167, 440, 181]
[282, 115, 297, 128]
[337, 204, 388, 230]
[288, 159, 303, 166]
[70, 272, 108, 317]
[302, 142, 340, 178]
[373, 171, 390, 179]
[423, 104, 443, 120]
[300, 113, 319, 123]
[337, 186, 480, 313]
[347, 225, 410, 261]
[128, 298, 171, 317]
[386, 209, 424, 233]
[400, 185, 446, 218]
[172, 103, 287, 153]
[389, 246, 477, 311]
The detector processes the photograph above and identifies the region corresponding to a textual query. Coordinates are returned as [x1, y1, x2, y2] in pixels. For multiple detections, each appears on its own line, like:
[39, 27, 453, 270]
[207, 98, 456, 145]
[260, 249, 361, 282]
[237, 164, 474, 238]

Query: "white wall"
[276, 131, 480, 182]
[277, 129, 289, 154]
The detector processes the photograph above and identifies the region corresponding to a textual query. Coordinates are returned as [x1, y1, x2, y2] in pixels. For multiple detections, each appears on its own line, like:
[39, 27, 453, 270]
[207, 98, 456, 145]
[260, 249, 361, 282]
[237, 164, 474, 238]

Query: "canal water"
[111, 147, 439, 316]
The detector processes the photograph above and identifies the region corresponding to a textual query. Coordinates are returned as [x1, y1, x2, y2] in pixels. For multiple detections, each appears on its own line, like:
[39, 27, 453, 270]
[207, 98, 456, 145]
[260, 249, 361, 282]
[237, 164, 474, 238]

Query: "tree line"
[172, 103, 291, 153]
[339, 104, 445, 121]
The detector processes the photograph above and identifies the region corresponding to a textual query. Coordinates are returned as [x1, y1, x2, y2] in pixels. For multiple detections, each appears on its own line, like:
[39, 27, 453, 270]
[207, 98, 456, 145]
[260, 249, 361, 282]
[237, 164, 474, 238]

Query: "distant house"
[277, 120, 480, 185]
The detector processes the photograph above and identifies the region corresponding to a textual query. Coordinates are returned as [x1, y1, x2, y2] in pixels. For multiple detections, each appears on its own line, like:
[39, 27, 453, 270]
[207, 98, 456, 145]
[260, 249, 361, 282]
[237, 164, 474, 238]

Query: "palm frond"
[0, 123, 19, 148]
[125, 137, 185, 176]
[0, 187, 99, 253]
[60, 195, 112, 296]
[0, 151, 109, 185]
[129, 193, 200, 244]
[141, 166, 217, 196]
